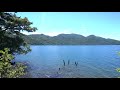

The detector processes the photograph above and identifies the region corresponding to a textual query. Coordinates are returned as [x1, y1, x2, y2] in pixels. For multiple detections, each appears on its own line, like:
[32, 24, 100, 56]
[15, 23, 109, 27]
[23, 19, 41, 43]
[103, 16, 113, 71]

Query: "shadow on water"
[21, 59, 82, 78]
[30, 60, 81, 78]
[21, 59, 120, 78]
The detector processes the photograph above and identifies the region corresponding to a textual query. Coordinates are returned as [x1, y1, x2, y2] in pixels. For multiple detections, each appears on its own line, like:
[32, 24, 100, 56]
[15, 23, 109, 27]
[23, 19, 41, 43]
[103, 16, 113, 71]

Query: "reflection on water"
[16, 45, 120, 78]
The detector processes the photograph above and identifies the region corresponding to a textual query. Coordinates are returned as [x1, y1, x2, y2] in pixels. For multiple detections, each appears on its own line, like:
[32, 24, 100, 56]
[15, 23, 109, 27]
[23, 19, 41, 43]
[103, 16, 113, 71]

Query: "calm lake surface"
[15, 45, 120, 78]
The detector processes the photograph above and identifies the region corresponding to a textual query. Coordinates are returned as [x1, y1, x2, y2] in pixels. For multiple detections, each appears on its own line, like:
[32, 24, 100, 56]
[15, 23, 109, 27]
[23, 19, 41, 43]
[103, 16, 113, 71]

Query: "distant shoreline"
[29, 44, 120, 46]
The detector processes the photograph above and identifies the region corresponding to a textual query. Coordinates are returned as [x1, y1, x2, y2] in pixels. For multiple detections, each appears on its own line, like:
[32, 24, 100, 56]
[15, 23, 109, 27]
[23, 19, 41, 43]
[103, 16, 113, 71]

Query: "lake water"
[15, 45, 120, 78]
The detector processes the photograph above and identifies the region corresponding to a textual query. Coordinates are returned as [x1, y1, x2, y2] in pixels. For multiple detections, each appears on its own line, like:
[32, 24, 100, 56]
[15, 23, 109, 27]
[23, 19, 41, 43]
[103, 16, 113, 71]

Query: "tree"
[116, 52, 120, 78]
[0, 48, 27, 78]
[0, 12, 37, 78]
[0, 12, 37, 55]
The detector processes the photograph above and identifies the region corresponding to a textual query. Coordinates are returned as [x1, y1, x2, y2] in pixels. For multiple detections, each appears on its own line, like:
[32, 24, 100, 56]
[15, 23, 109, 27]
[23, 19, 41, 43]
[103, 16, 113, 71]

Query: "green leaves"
[116, 52, 120, 78]
[0, 12, 35, 77]
[0, 50, 5, 54]
[0, 48, 26, 78]
[118, 52, 120, 56]
[116, 68, 120, 72]
[0, 48, 14, 62]
[0, 12, 37, 55]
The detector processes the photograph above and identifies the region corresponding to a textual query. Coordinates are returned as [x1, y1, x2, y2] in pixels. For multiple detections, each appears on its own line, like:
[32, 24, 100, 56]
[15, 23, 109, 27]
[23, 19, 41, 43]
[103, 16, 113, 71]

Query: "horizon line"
[21, 32, 120, 41]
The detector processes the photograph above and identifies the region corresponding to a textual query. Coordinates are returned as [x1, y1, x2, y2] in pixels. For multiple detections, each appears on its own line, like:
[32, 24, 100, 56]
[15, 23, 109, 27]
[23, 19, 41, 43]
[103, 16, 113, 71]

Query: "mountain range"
[22, 33, 120, 45]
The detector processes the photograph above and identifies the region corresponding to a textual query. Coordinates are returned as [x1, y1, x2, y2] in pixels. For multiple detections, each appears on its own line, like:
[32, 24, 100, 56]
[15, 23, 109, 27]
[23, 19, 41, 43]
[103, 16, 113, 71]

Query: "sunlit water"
[15, 45, 120, 78]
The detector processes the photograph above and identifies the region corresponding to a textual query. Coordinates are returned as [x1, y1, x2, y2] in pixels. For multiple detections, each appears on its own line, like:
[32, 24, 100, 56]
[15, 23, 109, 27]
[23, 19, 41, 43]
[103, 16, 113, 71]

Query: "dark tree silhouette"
[0, 12, 37, 55]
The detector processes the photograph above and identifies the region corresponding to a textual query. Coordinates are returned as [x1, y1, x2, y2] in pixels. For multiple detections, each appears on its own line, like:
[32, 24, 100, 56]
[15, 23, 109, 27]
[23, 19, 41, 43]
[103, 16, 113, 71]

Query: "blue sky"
[16, 12, 120, 40]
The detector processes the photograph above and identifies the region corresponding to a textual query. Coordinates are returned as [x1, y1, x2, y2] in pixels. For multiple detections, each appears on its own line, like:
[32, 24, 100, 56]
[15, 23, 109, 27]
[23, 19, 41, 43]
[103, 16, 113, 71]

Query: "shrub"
[0, 48, 27, 78]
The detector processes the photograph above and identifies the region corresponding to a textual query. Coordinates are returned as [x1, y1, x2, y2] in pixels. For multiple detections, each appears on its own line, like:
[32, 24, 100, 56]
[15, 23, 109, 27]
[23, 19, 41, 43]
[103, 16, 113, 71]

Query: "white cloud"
[21, 29, 72, 36]
[43, 29, 72, 36]
[22, 32, 41, 35]
[44, 31, 70, 36]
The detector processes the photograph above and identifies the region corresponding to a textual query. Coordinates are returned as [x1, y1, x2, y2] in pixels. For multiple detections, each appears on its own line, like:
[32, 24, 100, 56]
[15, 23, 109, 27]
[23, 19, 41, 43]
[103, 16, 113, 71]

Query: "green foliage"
[0, 12, 37, 55]
[116, 68, 120, 72]
[0, 48, 27, 78]
[116, 52, 120, 78]
[118, 52, 120, 56]
[24, 34, 120, 45]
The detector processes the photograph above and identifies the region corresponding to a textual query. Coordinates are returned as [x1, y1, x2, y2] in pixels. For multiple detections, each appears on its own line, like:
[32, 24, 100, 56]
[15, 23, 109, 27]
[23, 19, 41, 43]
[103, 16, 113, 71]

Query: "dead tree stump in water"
[63, 60, 65, 66]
